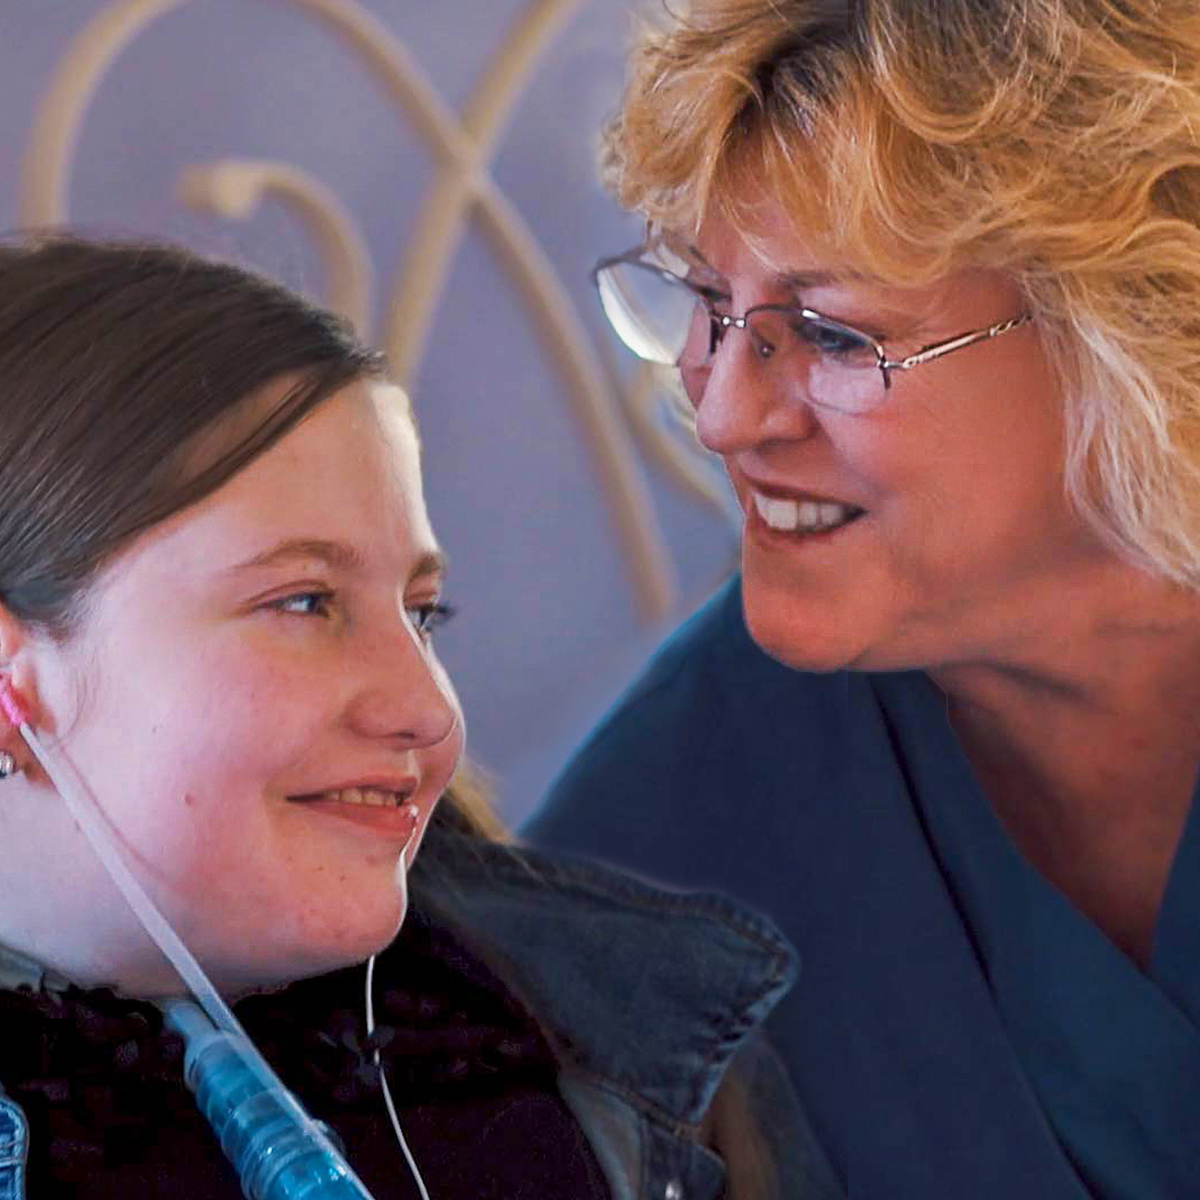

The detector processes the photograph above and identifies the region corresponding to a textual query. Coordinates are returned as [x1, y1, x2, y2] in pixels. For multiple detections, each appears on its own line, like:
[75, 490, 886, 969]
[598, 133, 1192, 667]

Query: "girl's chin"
[282, 913, 407, 982]
[196, 905, 407, 997]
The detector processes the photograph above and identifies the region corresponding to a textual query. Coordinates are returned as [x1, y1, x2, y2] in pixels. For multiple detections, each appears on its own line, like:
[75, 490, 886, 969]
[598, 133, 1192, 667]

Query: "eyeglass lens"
[597, 258, 887, 414]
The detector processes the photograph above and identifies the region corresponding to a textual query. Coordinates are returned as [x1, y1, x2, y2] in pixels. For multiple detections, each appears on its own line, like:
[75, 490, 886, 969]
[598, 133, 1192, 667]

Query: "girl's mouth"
[287, 788, 421, 842]
[292, 786, 410, 808]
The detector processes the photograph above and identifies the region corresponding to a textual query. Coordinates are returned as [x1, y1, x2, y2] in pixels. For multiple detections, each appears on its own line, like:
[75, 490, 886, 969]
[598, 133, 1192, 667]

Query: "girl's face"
[15, 380, 464, 995]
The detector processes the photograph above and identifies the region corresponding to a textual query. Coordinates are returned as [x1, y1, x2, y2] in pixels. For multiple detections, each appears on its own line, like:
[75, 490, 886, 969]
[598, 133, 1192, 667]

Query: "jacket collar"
[409, 829, 798, 1125]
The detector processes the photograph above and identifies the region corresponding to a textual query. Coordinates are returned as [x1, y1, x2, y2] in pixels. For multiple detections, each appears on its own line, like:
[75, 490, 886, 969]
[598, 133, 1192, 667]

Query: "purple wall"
[0, 2, 737, 823]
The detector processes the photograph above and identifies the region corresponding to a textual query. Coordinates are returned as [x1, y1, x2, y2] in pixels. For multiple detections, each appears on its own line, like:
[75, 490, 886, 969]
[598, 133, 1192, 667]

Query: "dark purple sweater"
[0, 907, 610, 1199]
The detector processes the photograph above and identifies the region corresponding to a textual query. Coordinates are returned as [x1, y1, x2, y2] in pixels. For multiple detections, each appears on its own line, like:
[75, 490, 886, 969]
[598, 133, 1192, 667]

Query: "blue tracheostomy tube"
[163, 998, 373, 1200]
[0, 685, 407, 1200]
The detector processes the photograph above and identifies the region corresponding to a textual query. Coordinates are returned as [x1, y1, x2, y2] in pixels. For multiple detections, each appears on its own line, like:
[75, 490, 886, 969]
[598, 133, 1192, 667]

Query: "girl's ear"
[0, 600, 44, 743]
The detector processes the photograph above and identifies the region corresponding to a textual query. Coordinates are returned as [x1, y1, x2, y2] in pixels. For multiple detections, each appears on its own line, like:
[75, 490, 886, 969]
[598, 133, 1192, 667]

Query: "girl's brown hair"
[0, 235, 384, 633]
[0, 235, 495, 833]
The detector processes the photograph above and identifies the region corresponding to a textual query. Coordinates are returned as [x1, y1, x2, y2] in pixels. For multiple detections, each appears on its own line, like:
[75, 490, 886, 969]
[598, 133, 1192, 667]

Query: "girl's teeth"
[325, 787, 401, 808]
[752, 491, 859, 533]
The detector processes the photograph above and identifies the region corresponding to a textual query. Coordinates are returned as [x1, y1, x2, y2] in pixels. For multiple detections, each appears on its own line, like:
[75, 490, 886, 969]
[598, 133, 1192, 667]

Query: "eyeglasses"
[591, 243, 1032, 415]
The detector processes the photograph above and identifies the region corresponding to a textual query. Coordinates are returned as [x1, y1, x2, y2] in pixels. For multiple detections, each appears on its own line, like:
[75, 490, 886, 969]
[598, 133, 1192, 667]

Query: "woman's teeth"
[752, 491, 860, 533]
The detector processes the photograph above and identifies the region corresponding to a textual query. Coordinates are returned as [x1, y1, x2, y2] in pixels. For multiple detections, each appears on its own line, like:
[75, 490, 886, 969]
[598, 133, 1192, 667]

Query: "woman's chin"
[742, 591, 862, 674]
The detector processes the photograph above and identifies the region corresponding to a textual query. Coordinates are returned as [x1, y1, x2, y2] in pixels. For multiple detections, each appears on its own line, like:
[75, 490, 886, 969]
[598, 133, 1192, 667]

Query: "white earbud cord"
[365, 953, 432, 1200]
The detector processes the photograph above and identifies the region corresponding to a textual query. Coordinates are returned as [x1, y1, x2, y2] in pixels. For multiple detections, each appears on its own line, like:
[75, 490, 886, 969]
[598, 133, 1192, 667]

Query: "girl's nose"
[346, 620, 461, 749]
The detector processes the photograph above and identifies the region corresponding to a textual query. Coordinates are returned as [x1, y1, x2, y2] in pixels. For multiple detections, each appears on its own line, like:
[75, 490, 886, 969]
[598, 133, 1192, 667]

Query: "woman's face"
[688, 203, 1116, 673]
[20, 380, 463, 994]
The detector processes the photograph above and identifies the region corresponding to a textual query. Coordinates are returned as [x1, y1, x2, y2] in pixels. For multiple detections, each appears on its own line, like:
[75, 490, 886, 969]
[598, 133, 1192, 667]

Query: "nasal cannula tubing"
[0, 683, 433, 1200]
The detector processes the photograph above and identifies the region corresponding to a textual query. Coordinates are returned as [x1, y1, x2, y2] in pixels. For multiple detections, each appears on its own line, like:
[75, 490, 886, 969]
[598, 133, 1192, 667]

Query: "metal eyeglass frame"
[592, 247, 1033, 392]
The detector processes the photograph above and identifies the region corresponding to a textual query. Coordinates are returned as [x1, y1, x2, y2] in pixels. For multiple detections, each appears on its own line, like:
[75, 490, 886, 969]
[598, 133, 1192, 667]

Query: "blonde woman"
[526, 1, 1200, 1196]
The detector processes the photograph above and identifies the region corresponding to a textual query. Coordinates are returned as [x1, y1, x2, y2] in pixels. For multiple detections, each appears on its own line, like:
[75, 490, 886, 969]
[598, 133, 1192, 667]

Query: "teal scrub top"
[878, 670, 1200, 1199]
[527, 578, 1200, 1198]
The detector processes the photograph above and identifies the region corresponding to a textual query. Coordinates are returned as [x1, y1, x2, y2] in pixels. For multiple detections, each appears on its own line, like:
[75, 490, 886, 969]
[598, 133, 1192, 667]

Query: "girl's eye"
[270, 591, 334, 618]
[408, 601, 456, 639]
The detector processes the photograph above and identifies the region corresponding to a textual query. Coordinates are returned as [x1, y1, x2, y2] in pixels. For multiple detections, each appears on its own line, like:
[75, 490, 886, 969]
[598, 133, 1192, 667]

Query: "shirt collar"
[410, 828, 798, 1124]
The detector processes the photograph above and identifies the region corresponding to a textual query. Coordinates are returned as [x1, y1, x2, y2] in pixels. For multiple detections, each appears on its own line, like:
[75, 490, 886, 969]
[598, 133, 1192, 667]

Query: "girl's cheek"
[178, 649, 328, 740]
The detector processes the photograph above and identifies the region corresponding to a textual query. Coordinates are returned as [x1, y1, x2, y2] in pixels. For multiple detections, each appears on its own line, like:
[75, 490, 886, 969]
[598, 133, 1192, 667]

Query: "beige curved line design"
[19, 0, 677, 620]
[178, 159, 373, 336]
[388, 0, 732, 549]
[18, 0, 471, 224]
[473, 183, 678, 589]
[291, 0, 678, 619]
[621, 361, 741, 523]
[386, 0, 584, 382]
[19, 0, 186, 224]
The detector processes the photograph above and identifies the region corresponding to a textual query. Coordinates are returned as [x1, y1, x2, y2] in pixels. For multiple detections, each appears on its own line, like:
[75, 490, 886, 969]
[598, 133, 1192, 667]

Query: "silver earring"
[0, 751, 16, 779]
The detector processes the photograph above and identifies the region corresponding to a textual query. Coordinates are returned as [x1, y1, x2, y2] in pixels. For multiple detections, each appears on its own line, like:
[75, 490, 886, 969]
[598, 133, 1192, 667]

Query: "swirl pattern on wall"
[19, 0, 735, 621]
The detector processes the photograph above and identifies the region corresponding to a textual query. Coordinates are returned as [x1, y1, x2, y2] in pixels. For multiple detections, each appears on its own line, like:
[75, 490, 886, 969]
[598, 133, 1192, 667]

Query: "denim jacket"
[0, 831, 842, 1200]
[410, 832, 844, 1200]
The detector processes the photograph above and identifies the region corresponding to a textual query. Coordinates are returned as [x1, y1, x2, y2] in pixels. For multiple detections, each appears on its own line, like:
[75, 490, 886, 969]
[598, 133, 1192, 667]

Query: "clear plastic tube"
[1, 689, 385, 1200]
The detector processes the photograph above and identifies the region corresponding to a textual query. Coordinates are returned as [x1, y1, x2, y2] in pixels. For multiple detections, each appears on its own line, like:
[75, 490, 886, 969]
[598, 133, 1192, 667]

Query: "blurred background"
[0, 0, 739, 825]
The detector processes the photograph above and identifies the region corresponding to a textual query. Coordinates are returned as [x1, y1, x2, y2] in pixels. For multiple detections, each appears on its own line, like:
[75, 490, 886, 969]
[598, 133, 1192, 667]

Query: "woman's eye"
[408, 601, 456, 639]
[270, 591, 334, 618]
[686, 277, 730, 309]
[795, 317, 875, 362]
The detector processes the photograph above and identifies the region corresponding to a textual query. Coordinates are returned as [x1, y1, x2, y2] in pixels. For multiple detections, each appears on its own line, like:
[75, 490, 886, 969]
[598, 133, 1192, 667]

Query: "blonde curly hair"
[605, 0, 1200, 586]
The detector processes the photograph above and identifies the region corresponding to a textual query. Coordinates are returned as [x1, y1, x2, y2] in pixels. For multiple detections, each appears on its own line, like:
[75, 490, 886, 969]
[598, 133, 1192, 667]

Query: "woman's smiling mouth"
[749, 490, 865, 534]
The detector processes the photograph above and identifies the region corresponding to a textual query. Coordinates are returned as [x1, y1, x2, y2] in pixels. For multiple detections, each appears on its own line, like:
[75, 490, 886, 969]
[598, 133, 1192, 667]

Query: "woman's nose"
[346, 620, 461, 748]
[691, 330, 820, 456]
